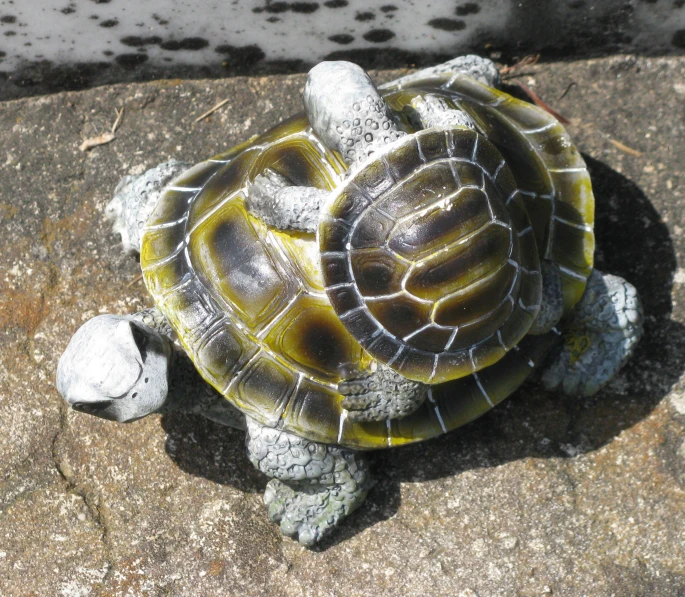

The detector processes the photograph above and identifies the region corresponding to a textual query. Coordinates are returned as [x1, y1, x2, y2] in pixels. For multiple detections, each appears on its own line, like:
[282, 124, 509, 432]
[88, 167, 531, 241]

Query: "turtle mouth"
[72, 400, 114, 416]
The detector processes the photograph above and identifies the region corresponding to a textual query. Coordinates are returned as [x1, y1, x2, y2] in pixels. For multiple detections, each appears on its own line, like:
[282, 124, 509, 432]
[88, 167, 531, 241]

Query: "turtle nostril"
[132, 392, 138, 399]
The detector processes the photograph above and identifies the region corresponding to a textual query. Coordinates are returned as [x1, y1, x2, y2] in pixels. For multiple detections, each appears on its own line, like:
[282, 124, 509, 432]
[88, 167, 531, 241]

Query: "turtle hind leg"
[529, 261, 564, 335]
[540, 270, 643, 396]
[245, 168, 329, 233]
[245, 417, 372, 547]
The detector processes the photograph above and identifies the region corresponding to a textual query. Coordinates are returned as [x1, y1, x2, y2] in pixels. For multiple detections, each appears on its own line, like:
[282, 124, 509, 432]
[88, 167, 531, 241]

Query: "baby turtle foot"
[409, 94, 477, 130]
[246, 168, 328, 233]
[540, 270, 643, 396]
[246, 418, 371, 546]
[339, 363, 427, 422]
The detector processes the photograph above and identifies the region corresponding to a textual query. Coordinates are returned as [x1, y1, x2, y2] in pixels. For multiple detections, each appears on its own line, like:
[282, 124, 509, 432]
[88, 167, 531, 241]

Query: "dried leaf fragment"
[500, 54, 540, 76]
[79, 132, 116, 152]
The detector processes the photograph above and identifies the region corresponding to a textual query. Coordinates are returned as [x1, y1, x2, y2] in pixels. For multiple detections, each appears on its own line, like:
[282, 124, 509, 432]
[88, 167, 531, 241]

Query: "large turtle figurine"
[57, 57, 643, 546]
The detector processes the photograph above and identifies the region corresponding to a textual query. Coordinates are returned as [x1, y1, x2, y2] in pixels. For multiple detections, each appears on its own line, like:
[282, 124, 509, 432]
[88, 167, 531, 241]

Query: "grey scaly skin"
[408, 94, 478, 130]
[245, 417, 371, 546]
[540, 270, 643, 396]
[106, 159, 192, 254]
[528, 261, 565, 335]
[247, 169, 329, 234]
[380, 54, 502, 90]
[57, 308, 246, 429]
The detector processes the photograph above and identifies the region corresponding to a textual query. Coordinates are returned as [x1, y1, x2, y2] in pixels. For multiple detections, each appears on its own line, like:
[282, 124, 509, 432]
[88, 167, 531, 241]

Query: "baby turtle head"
[56, 315, 172, 422]
[303, 61, 406, 165]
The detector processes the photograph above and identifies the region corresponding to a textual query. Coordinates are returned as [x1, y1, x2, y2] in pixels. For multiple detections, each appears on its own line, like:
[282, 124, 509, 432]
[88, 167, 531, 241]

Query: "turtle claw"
[338, 364, 427, 422]
[263, 479, 354, 547]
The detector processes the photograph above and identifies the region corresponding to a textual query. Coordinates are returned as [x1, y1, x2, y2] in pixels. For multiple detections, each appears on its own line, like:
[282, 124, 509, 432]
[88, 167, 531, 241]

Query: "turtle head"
[56, 315, 172, 423]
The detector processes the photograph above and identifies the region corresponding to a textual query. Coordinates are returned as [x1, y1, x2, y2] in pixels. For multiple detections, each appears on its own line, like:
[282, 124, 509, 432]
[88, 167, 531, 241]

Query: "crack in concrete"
[50, 403, 116, 591]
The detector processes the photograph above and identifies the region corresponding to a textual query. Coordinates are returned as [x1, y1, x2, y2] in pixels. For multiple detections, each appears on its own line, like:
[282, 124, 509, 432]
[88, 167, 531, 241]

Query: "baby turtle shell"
[141, 73, 585, 450]
[320, 127, 543, 384]
[381, 73, 595, 314]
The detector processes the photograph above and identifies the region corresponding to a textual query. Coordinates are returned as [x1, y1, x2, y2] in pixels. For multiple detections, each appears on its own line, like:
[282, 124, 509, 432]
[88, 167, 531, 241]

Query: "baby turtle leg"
[106, 159, 191, 254]
[338, 362, 427, 423]
[539, 270, 643, 396]
[245, 168, 329, 233]
[529, 261, 564, 335]
[382, 55, 501, 90]
[245, 417, 372, 547]
[409, 94, 477, 130]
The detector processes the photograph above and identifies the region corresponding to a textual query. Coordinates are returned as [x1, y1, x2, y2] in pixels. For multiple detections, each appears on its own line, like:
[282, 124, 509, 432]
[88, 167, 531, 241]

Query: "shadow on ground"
[160, 157, 685, 549]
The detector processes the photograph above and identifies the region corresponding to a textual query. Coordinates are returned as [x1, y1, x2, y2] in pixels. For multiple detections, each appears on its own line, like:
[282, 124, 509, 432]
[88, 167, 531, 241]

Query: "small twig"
[500, 54, 540, 76]
[592, 126, 644, 157]
[514, 81, 570, 124]
[79, 133, 115, 152]
[194, 98, 230, 123]
[111, 106, 125, 134]
[608, 138, 643, 157]
[127, 272, 144, 288]
[558, 82, 577, 101]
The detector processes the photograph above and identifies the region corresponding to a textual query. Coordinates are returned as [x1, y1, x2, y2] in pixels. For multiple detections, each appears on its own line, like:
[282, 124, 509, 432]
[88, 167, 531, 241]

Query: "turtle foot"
[339, 363, 427, 422]
[246, 417, 371, 546]
[540, 270, 643, 396]
[264, 478, 365, 547]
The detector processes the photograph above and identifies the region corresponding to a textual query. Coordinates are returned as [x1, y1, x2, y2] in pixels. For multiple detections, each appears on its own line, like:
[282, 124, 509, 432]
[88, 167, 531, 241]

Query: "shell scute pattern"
[143, 71, 587, 449]
[383, 73, 594, 313]
[320, 127, 541, 384]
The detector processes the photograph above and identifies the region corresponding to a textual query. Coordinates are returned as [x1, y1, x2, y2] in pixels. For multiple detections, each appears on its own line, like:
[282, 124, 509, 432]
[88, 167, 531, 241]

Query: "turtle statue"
[56, 56, 643, 546]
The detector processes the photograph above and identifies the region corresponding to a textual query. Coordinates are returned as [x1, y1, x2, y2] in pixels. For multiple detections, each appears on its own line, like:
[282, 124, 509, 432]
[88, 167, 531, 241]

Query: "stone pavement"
[1, 55, 684, 596]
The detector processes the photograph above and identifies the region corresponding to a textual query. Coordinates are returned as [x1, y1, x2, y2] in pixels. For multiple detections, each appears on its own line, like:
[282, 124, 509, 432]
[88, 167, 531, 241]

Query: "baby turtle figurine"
[57, 56, 643, 546]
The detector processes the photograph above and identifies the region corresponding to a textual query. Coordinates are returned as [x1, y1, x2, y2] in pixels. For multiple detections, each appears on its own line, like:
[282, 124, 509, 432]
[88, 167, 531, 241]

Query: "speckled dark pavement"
[1, 56, 685, 596]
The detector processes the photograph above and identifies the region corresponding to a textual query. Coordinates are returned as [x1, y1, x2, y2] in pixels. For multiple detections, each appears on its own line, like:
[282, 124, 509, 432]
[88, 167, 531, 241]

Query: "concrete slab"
[1, 55, 685, 596]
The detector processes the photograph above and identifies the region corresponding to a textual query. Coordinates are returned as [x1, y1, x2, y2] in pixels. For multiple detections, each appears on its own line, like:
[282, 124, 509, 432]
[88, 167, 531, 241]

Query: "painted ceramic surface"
[141, 74, 591, 449]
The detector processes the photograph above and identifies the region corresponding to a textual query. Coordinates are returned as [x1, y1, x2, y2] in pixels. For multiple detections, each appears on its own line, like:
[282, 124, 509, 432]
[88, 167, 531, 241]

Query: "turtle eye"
[130, 324, 148, 363]
[72, 400, 112, 414]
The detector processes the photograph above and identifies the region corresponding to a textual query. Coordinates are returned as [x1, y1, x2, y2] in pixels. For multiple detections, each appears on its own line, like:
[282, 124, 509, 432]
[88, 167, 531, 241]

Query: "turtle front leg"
[540, 270, 643, 396]
[245, 168, 329, 233]
[338, 362, 427, 423]
[245, 417, 372, 547]
[107, 159, 191, 254]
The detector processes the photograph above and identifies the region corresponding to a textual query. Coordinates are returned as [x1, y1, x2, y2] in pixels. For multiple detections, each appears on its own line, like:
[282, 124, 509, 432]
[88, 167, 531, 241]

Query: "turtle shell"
[141, 73, 588, 450]
[320, 127, 543, 384]
[382, 74, 595, 312]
